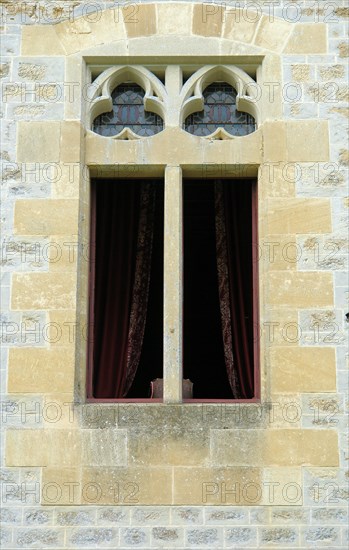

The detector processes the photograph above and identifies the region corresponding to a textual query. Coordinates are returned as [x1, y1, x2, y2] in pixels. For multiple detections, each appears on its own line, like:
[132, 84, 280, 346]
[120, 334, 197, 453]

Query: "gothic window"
[87, 65, 259, 402]
[184, 82, 256, 137]
[92, 84, 164, 137]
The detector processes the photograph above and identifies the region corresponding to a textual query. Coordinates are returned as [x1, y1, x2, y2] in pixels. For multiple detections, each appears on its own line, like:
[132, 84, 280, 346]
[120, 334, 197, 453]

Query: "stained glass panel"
[184, 82, 255, 137]
[92, 84, 164, 137]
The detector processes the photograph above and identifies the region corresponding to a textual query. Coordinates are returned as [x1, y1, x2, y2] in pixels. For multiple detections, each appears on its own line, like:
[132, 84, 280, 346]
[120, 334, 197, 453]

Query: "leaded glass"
[184, 82, 255, 137]
[93, 84, 164, 137]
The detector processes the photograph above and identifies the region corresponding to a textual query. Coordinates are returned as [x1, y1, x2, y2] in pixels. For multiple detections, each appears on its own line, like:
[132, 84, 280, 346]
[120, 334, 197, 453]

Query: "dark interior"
[183, 180, 235, 398]
[92, 178, 254, 399]
[127, 181, 164, 397]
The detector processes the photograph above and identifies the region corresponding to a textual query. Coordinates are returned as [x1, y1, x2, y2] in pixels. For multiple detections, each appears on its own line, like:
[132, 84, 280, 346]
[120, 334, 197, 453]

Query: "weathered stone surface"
[24, 509, 51, 524]
[131, 507, 169, 524]
[171, 507, 203, 524]
[152, 527, 179, 541]
[0, 507, 22, 524]
[98, 508, 129, 524]
[226, 527, 256, 543]
[56, 510, 94, 525]
[121, 527, 148, 546]
[69, 527, 116, 546]
[205, 508, 246, 523]
[261, 527, 297, 543]
[16, 528, 63, 547]
[312, 507, 348, 523]
[271, 507, 309, 523]
[1, 0, 347, 538]
[304, 526, 338, 542]
[187, 528, 219, 545]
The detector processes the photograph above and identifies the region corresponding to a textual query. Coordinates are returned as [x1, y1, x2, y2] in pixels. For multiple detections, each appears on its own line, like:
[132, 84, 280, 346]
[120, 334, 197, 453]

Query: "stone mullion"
[163, 165, 183, 403]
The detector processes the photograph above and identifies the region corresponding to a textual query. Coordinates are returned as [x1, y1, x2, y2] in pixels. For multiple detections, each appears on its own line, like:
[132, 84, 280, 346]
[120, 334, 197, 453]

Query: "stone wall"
[1, 1, 348, 548]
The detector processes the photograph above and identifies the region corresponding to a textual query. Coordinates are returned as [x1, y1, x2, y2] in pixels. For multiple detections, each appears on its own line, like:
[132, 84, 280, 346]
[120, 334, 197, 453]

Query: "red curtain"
[92, 181, 155, 398]
[214, 181, 254, 398]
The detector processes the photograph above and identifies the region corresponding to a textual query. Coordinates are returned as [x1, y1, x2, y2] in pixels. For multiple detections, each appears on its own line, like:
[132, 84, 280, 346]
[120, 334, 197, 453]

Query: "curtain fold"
[93, 181, 155, 398]
[214, 181, 254, 399]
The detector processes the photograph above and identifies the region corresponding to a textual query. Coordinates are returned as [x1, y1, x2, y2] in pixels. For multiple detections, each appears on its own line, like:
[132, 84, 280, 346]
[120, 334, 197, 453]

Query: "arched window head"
[92, 83, 164, 138]
[184, 82, 255, 137]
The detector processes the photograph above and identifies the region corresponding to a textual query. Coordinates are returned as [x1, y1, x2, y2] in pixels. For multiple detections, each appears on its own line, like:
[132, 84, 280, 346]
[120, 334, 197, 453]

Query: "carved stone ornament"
[89, 65, 258, 140]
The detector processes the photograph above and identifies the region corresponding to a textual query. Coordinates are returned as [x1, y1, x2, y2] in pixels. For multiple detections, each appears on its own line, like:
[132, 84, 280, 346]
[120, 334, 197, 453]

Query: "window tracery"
[184, 82, 256, 137]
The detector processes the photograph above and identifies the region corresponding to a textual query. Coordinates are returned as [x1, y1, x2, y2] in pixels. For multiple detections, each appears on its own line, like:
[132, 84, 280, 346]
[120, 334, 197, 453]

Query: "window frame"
[86, 175, 260, 404]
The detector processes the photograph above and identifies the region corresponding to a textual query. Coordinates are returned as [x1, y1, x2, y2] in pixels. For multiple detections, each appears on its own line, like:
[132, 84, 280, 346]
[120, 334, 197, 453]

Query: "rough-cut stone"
[24, 509, 51, 524]
[261, 528, 297, 543]
[226, 527, 254, 542]
[16, 528, 61, 547]
[305, 527, 338, 542]
[187, 528, 218, 545]
[122, 528, 147, 545]
[98, 508, 128, 524]
[132, 507, 169, 524]
[152, 527, 179, 541]
[70, 528, 116, 546]
[18, 62, 47, 81]
[0, 507, 22, 524]
[312, 508, 348, 523]
[0, 62, 10, 78]
[206, 509, 246, 522]
[171, 508, 203, 524]
[56, 510, 94, 525]
[338, 42, 349, 57]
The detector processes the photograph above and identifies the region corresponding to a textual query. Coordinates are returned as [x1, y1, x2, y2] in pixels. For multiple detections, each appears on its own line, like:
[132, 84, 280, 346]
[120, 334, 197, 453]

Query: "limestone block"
[42, 394, 78, 429]
[11, 273, 76, 310]
[17, 122, 60, 163]
[123, 4, 156, 38]
[82, 467, 172, 505]
[51, 163, 82, 199]
[286, 121, 329, 162]
[14, 199, 79, 235]
[42, 468, 82, 505]
[157, 3, 193, 36]
[258, 163, 295, 198]
[211, 429, 338, 466]
[284, 24, 327, 54]
[267, 430, 339, 467]
[267, 272, 333, 308]
[8, 348, 75, 393]
[223, 12, 259, 44]
[47, 311, 77, 347]
[45, 238, 80, 272]
[254, 17, 292, 53]
[21, 26, 65, 56]
[265, 198, 331, 234]
[128, 427, 209, 466]
[6, 429, 81, 467]
[82, 430, 127, 467]
[173, 467, 262, 505]
[210, 430, 266, 466]
[60, 122, 83, 163]
[270, 347, 336, 392]
[259, 308, 300, 347]
[262, 467, 302, 505]
[291, 65, 311, 82]
[192, 3, 223, 37]
[259, 235, 298, 271]
[262, 122, 287, 162]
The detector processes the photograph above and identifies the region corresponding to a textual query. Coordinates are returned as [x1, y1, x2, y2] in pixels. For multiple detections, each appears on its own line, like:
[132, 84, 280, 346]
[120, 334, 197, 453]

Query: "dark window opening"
[89, 179, 163, 399]
[88, 178, 257, 401]
[183, 179, 256, 399]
